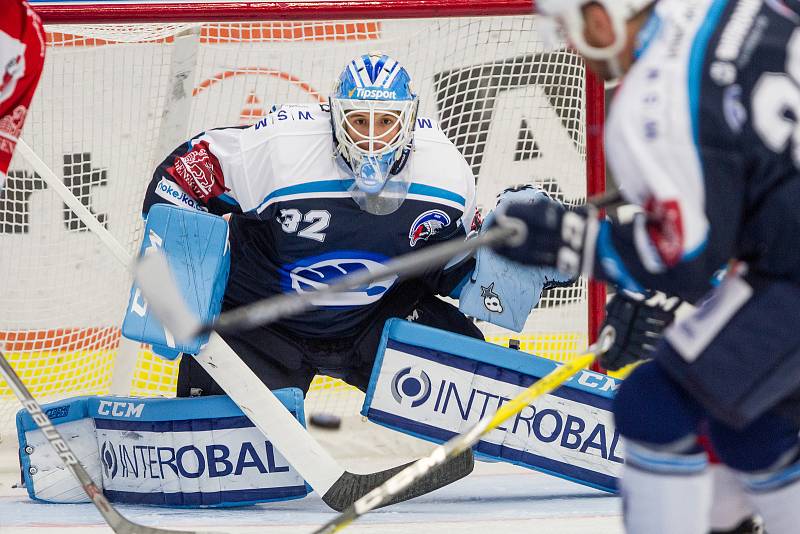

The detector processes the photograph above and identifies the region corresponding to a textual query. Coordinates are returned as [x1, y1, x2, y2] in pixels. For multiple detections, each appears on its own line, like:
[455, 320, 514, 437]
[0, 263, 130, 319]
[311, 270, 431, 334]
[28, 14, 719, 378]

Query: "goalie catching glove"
[599, 290, 681, 371]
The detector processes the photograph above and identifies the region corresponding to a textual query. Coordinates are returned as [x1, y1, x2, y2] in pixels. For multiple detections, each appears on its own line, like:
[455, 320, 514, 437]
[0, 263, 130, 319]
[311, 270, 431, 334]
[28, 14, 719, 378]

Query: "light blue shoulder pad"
[459, 187, 573, 332]
[121, 204, 230, 358]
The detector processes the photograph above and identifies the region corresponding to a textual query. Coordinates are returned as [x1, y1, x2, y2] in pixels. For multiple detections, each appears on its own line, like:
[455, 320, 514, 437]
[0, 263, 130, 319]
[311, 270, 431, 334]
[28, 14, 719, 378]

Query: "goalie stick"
[0, 348, 221, 534]
[312, 330, 615, 534]
[13, 138, 474, 511]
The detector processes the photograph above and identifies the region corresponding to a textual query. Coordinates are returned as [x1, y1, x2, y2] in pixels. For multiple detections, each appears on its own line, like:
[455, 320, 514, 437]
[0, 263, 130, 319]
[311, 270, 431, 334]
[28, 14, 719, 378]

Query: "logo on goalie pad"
[97, 400, 145, 418]
[391, 367, 432, 408]
[387, 361, 622, 464]
[99, 439, 291, 481]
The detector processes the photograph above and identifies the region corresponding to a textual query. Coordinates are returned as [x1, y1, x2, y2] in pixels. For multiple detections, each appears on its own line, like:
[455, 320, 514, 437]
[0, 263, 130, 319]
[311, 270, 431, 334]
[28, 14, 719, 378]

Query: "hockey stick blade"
[312, 330, 615, 533]
[135, 221, 525, 344]
[0, 347, 224, 534]
[321, 449, 474, 512]
[193, 334, 475, 510]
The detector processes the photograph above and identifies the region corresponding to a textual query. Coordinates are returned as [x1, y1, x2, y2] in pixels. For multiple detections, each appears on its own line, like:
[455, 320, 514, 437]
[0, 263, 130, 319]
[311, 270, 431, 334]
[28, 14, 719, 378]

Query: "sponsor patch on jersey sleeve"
[644, 197, 685, 267]
[154, 177, 208, 211]
[167, 140, 228, 202]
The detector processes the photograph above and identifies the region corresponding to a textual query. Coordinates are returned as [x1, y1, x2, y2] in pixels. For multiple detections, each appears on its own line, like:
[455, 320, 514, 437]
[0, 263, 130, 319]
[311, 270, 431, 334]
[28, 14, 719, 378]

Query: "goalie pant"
[0, 0, 46, 185]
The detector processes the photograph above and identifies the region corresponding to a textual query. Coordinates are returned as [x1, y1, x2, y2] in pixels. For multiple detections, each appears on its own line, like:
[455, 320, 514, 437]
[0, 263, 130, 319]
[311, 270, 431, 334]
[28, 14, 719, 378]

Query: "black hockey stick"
[0, 347, 222, 534]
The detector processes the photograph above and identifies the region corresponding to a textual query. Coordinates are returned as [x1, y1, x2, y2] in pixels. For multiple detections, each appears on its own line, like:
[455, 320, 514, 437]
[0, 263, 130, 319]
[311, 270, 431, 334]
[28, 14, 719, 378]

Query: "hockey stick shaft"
[0, 347, 213, 534]
[137, 190, 624, 343]
[313, 342, 608, 534]
[136, 221, 527, 343]
[16, 139, 132, 266]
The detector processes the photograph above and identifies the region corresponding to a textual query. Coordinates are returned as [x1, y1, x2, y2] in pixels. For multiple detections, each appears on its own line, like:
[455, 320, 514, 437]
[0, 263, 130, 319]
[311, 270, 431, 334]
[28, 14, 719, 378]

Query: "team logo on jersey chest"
[281, 252, 397, 307]
[409, 210, 451, 247]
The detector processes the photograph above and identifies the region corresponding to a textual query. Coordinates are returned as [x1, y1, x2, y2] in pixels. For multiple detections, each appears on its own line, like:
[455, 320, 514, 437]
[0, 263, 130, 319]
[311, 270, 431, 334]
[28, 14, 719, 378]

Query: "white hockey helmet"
[538, 0, 655, 60]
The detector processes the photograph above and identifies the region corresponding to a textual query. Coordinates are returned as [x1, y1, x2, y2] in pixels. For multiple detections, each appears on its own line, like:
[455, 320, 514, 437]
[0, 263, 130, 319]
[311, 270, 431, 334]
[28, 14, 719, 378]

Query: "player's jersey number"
[752, 27, 800, 167]
[277, 209, 331, 242]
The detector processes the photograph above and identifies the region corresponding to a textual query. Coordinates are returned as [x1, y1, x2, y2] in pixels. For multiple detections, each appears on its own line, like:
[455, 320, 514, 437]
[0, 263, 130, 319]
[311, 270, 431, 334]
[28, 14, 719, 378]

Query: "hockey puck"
[309, 413, 342, 430]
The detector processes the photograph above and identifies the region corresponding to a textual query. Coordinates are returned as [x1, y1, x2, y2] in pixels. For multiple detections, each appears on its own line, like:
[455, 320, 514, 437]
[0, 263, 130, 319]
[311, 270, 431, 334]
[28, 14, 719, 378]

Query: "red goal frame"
[32, 0, 607, 362]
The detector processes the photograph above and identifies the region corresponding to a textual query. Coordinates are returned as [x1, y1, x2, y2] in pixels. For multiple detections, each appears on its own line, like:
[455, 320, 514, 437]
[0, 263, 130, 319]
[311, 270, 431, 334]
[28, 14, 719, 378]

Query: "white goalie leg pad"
[742, 459, 800, 534]
[18, 391, 310, 507]
[17, 397, 102, 503]
[709, 464, 756, 531]
[364, 319, 623, 493]
[622, 441, 712, 534]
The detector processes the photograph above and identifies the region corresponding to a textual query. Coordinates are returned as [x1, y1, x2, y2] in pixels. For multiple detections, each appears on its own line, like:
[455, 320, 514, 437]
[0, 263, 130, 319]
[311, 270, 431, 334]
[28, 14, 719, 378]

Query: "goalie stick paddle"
[311, 331, 615, 534]
[194, 334, 475, 512]
[0, 347, 222, 534]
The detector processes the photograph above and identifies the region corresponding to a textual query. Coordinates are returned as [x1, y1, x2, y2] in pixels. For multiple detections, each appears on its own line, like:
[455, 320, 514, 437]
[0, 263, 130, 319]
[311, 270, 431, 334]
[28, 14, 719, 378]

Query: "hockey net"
[0, 1, 605, 445]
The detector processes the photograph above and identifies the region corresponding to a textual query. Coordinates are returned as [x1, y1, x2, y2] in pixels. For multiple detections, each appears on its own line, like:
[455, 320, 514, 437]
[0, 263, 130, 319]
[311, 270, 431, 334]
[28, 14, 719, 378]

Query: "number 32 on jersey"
[277, 209, 331, 242]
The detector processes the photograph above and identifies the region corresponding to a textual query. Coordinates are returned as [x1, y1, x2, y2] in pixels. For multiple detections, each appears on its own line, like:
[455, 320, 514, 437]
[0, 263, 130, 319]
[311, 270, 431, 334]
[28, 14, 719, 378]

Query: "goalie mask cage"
[0, 0, 605, 444]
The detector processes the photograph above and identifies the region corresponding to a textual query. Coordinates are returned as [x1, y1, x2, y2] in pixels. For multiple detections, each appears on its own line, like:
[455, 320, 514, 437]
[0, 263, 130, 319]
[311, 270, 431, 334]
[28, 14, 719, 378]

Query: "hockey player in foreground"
[0, 0, 46, 189]
[491, 0, 800, 533]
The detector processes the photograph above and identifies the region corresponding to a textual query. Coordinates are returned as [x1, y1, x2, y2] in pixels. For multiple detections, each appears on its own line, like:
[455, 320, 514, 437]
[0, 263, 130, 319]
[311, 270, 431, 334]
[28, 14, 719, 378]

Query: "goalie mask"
[330, 53, 419, 215]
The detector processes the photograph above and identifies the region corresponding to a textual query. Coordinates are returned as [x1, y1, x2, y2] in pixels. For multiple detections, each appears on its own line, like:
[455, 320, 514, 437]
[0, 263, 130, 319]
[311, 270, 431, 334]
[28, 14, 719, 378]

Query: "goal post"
[0, 0, 605, 443]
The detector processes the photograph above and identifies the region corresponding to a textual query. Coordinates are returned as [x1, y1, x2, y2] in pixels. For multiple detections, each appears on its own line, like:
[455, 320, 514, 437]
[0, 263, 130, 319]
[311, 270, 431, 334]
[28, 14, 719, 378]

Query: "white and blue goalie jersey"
[143, 104, 476, 337]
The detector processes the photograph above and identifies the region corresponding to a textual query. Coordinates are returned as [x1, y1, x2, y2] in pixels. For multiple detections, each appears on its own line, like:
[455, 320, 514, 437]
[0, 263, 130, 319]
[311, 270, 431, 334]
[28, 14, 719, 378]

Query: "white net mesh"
[0, 16, 599, 444]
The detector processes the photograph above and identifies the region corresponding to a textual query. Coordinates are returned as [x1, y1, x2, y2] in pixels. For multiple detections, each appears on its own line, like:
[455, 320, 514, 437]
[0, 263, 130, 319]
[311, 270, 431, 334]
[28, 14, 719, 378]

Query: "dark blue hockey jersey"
[143, 105, 476, 337]
[598, 0, 800, 302]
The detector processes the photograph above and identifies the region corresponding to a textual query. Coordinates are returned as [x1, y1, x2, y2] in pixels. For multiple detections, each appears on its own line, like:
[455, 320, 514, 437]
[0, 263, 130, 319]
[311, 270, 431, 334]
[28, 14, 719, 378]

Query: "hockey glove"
[600, 290, 681, 371]
[494, 197, 598, 279]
